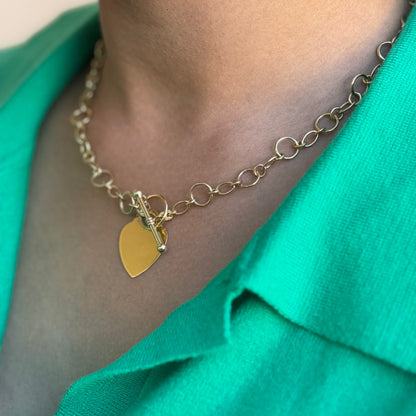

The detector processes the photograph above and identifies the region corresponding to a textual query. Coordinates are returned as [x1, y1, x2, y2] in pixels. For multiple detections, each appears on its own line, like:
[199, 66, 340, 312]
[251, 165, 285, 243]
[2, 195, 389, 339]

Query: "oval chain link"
[69, 3, 413, 225]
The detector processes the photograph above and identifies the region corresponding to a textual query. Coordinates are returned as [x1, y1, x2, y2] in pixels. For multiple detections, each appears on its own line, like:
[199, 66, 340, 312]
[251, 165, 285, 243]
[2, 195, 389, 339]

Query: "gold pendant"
[119, 190, 168, 278]
[119, 217, 168, 278]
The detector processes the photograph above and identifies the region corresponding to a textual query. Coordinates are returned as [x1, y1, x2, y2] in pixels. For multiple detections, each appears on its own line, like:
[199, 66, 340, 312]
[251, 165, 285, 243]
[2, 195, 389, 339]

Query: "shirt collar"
[1, 5, 416, 400]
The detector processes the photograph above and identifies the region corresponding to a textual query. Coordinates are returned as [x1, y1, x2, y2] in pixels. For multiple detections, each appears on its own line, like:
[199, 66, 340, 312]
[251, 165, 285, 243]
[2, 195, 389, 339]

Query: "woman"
[0, 1, 415, 414]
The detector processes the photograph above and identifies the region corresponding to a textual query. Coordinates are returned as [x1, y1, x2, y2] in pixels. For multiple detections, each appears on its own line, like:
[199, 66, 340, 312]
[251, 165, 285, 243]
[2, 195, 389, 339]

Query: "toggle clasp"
[133, 191, 168, 253]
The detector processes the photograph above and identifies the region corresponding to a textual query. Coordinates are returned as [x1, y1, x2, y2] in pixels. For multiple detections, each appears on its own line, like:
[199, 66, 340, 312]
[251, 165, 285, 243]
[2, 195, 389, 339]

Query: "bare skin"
[0, 1, 409, 414]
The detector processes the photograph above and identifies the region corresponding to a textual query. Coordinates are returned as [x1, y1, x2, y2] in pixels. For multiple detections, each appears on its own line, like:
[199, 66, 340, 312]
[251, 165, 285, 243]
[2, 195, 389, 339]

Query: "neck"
[97, 0, 405, 119]
[89, 0, 408, 191]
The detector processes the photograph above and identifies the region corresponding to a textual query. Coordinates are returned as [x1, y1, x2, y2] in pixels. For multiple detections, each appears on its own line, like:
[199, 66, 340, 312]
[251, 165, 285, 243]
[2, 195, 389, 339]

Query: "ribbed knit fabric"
[0, 4, 415, 415]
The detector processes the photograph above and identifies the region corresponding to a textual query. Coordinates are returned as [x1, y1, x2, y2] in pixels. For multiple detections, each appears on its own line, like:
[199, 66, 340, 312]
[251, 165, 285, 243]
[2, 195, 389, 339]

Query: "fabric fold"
[0, 3, 101, 348]
[0, 4, 415, 414]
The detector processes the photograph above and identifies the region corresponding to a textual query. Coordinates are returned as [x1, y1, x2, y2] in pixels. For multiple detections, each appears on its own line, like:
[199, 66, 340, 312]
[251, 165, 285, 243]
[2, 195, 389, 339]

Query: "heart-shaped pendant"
[119, 218, 168, 278]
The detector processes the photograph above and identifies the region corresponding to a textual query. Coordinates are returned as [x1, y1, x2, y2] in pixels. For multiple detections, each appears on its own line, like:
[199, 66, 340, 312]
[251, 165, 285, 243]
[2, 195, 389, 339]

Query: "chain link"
[69, 4, 413, 226]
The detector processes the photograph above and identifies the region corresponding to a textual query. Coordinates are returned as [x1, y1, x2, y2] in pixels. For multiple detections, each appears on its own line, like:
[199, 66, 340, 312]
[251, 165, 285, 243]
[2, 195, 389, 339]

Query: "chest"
[0, 59, 341, 414]
[0, 87, 296, 416]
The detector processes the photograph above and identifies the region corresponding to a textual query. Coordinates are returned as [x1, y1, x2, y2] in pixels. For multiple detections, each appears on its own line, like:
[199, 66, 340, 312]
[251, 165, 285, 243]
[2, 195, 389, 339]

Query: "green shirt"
[1, 4, 416, 415]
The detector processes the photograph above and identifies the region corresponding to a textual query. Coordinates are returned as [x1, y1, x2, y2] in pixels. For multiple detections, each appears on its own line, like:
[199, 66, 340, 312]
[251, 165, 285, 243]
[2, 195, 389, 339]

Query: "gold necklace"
[69, 6, 412, 278]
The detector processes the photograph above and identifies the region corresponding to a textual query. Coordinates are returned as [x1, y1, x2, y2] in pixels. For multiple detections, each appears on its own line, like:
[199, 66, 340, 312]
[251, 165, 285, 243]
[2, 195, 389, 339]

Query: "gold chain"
[70, 5, 412, 229]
